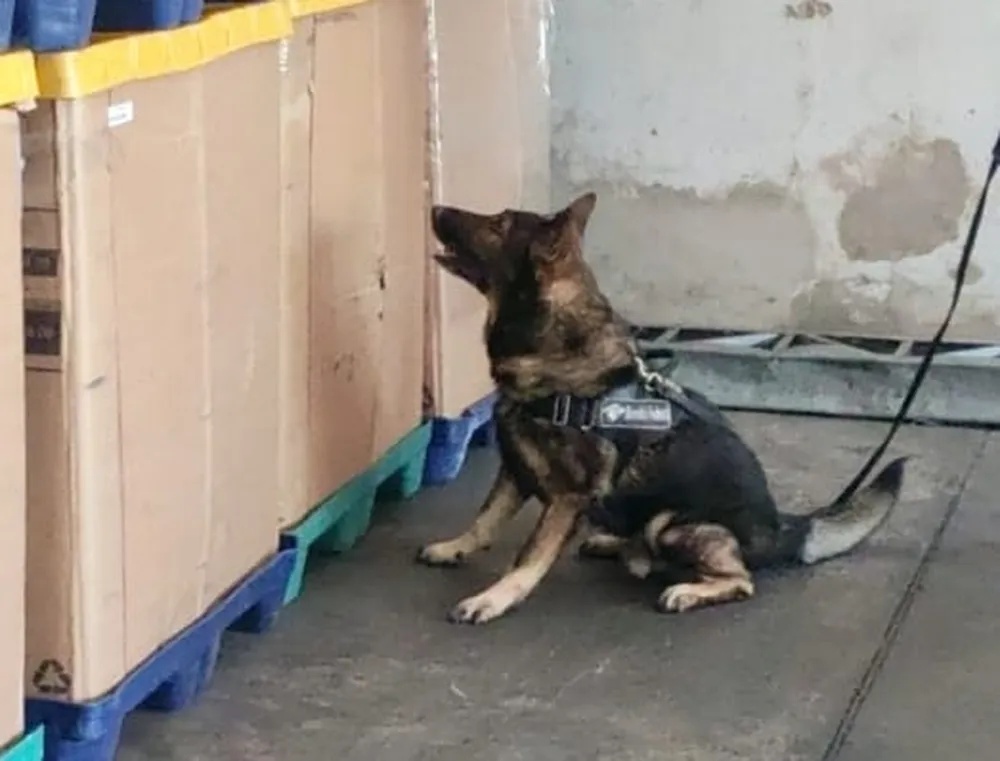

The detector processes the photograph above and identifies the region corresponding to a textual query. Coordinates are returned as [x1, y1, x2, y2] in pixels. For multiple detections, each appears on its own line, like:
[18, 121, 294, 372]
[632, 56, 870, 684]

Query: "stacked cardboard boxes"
[0, 50, 34, 753]
[20, 2, 289, 703]
[424, 0, 552, 417]
[4, 0, 550, 728]
[278, 0, 427, 528]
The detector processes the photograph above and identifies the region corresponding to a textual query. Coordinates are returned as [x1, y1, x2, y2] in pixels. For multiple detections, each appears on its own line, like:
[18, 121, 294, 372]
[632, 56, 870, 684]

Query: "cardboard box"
[200, 16, 283, 605]
[21, 3, 289, 703]
[277, 9, 314, 538]
[0, 51, 34, 749]
[425, 0, 552, 417]
[278, 0, 427, 527]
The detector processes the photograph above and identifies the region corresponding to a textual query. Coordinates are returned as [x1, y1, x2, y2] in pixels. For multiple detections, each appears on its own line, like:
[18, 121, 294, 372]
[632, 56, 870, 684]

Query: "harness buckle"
[551, 394, 571, 426]
[579, 398, 601, 431]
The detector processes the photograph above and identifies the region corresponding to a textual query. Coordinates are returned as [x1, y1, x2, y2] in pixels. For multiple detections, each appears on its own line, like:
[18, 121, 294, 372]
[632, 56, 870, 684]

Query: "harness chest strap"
[527, 389, 680, 432]
[522, 355, 732, 434]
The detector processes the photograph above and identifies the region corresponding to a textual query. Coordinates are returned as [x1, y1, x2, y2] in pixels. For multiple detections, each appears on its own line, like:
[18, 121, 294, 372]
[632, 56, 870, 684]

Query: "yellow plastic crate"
[286, 0, 371, 19]
[0, 51, 39, 107]
[34, 0, 294, 99]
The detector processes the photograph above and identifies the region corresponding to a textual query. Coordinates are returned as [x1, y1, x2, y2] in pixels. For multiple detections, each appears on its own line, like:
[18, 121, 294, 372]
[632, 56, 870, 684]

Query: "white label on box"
[107, 101, 135, 128]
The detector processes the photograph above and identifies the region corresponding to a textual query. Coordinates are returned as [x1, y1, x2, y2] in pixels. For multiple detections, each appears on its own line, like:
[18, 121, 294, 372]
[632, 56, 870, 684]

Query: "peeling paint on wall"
[949, 260, 983, 286]
[791, 276, 897, 334]
[554, 169, 816, 329]
[837, 138, 970, 263]
[550, 0, 1000, 340]
[790, 269, 999, 337]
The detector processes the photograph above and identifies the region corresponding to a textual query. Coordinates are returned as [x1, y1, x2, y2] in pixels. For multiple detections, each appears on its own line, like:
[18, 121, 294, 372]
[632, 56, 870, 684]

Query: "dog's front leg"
[447, 497, 582, 625]
[416, 465, 524, 567]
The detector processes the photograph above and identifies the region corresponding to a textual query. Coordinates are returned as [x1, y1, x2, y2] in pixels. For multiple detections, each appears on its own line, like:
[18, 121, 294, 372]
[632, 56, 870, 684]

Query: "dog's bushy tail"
[764, 457, 908, 567]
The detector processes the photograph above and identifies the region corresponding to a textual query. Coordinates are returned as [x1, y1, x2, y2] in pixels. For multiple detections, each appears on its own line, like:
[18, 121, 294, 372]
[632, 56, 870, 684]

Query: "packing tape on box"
[0, 51, 40, 108]
[286, 0, 371, 19]
[34, 1, 294, 99]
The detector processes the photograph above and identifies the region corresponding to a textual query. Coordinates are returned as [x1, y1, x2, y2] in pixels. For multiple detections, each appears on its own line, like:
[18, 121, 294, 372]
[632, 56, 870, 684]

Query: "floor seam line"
[818, 432, 991, 761]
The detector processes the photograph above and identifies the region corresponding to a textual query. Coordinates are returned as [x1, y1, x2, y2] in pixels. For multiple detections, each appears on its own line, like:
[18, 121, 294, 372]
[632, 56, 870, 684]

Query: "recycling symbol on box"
[32, 659, 72, 695]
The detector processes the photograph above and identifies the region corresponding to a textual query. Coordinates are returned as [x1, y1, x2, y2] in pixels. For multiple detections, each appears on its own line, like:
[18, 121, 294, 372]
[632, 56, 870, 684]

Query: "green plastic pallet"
[0, 727, 43, 761]
[281, 422, 431, 604]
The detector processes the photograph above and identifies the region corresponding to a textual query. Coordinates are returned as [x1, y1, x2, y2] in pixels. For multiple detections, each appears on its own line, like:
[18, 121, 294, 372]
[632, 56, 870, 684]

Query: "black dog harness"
[524, 357, 730, 435]
[522, 358, 729, 533]
[526, 384, 680, 433]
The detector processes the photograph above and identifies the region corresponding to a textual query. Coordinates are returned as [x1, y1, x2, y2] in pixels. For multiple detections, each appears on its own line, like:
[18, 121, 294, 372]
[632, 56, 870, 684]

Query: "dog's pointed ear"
[533, 193, 597, 265]
[566, 192, 597, 233]
[545, 192, 598, 234]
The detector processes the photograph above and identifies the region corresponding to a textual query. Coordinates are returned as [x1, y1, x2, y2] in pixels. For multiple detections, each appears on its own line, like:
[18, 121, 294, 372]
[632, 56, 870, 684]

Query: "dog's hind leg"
[447, 497, 582, 624]
[620, 535, 656, 579]
[653, 523, 755, 614]
[578, 530, 628, 559]
[416, 466, 524, 567]
[578, 531, 655, 579]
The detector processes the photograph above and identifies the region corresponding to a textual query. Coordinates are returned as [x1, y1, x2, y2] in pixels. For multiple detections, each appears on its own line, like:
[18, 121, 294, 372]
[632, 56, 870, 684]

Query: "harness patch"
[597, 398, 674, 430]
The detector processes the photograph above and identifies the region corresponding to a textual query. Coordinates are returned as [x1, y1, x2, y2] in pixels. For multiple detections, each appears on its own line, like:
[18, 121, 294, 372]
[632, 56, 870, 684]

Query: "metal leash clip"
[633, 354, 685, 399]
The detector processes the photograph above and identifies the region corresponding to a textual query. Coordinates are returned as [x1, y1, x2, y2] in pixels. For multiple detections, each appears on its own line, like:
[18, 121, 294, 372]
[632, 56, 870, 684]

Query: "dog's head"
[430, 193, 598, 299]
[430, 193, 634, 398]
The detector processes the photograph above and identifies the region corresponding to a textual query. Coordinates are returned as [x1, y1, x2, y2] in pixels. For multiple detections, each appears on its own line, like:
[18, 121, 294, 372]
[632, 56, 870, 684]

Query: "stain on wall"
[949, 260, 983, 286]
[790, 264, 995, 338]
[555, 168, 816, 329]
[837, 138, 970, 263]
[784, 1, 833, 20]
[790, 276, 897, 334]
[550, 0, 1000, 341]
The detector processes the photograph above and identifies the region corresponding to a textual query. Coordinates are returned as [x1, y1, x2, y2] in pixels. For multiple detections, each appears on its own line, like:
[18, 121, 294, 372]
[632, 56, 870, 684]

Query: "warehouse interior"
[1, 1, 998, 760]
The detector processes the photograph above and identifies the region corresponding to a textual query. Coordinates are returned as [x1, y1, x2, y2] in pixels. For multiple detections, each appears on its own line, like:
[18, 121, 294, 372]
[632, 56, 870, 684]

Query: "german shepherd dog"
[419, 192, 906, 625]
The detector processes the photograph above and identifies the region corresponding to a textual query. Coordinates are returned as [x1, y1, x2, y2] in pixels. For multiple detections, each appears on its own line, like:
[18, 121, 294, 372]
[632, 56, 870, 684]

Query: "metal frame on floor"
[633, 326, 1000, 427]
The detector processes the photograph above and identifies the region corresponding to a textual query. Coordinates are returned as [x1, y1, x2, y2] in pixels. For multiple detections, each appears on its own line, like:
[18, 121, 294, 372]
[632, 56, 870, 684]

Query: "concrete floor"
[118, 412, 998, 761]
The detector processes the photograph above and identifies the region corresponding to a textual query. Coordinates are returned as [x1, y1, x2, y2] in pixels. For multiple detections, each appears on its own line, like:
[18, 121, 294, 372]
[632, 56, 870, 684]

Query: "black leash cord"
[834, 129, 1000, 506]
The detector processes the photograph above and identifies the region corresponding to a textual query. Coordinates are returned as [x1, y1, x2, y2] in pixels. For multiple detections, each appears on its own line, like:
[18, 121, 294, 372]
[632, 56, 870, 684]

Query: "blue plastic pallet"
[26, 549, 295, 761]
[12, 0, 97, 52]
[0, 727, 43, 761]
[422, 392, 497, 486]
[280, 422, 431, 604]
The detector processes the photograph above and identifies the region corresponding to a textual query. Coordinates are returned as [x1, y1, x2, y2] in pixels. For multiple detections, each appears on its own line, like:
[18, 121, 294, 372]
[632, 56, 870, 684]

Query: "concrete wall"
[550, 0, 1000, 340]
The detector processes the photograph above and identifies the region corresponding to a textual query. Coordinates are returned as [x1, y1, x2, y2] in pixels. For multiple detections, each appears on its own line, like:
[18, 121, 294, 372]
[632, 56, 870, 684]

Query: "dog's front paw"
[415, 540, 470, 567]
[446, 590, 513, 625]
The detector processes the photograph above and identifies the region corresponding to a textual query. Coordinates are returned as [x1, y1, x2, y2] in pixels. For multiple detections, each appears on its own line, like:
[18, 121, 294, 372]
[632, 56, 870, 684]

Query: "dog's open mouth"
[434, 247, 488, 292]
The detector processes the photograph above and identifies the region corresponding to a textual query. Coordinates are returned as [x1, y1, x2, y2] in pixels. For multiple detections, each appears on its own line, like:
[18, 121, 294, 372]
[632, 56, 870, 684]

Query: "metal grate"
[632, 326, 1000, 426]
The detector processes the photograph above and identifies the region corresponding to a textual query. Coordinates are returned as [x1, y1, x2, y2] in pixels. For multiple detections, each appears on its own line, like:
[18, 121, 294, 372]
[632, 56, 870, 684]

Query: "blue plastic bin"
[0, 0, 14, 51]
[93, 0, 194, 32]
[11, 0, 97, 52]
[180, 0, 203, 24]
